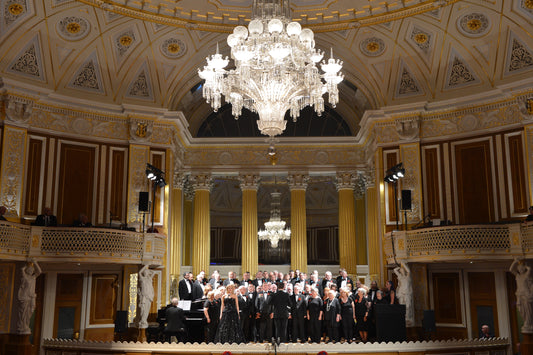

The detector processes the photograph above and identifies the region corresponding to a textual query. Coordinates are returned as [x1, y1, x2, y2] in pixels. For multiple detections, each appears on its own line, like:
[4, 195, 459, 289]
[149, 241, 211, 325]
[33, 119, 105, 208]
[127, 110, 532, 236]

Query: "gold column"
[190, 173, 212, 276]
[0, 125, 27, 220]
[183, 191, 193, 266]
[355, 195, 367, 265]
[169, 173, 185, 298]
[367, 185, 382, 285]
[336, 172, 357, 275]
[239, 174, 260, 276]
[288, 174, 309, 273]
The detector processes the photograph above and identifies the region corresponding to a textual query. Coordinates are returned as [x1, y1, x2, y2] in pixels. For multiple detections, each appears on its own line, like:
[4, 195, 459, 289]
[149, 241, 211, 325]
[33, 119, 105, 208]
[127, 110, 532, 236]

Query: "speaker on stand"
[138, 192, 149, 233]
[401, 189, 412, 230]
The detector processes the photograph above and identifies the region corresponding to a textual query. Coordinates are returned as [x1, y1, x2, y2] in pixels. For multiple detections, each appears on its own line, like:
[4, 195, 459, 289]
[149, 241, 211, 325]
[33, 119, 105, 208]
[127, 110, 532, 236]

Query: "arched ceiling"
[1, 0, 532, 138]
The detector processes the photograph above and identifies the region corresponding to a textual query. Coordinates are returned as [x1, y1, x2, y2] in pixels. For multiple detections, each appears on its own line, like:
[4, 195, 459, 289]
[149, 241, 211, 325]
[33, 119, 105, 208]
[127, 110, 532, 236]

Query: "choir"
[168, 268, 397, 344]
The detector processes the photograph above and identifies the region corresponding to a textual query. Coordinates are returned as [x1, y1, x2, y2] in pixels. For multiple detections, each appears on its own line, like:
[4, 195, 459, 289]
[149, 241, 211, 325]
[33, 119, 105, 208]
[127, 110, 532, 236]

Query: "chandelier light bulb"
[286, 22, 302, 37]
[268, 19, 283, 33]
[248, 19, 263, 35]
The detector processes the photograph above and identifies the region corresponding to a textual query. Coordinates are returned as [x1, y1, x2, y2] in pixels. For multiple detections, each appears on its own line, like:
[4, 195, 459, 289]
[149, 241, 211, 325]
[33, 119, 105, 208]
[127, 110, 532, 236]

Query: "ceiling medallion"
[161, 38, 186, 58]
[120, 35, 133, 46]
[8, 3, 24, 15]
[457, 13, 490, 37]
[414, 33, 428, 44]
[198, 0, 343, 138]
[524, 0, 533, 9]
[360, 37, 386, 57]
[57, 16, 91, 40]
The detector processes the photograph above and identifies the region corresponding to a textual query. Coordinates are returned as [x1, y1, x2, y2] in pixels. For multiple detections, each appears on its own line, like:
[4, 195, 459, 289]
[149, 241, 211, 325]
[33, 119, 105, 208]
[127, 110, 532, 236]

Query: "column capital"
[4, 96, 33, 128]
[335, 171, 356, 191]
[189, 173, 212, 192]
[354, 171, 369, 199]
[239, 174, 260, 191]
[172, 171, 186, 189]
[287, 173, 309, 190]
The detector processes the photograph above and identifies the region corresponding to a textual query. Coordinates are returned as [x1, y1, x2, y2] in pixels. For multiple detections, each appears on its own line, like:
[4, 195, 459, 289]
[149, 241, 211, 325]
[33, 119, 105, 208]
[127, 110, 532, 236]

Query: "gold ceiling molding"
[77, 0, 457, 32]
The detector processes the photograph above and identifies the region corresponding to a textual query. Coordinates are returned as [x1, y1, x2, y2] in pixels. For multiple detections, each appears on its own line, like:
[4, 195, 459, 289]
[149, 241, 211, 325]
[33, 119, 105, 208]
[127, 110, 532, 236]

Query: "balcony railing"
[384, 222, 530, 264]
[0, 221, 165, 265]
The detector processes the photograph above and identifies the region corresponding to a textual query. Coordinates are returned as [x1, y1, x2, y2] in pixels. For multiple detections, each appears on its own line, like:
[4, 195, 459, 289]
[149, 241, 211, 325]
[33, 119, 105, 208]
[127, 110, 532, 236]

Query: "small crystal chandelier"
[258, 190, 291, 248]
[198, 0, 343, 138]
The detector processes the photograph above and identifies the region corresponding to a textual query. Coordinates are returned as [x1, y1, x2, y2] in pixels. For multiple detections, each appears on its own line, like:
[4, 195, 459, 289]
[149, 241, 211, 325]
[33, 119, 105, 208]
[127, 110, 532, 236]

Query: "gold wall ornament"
[8, 3, 24, 15]
[167, 43, 180, 53]
[466, 18, 481, 31]
[66, 22, 81, 33]
[367, 42, 380, 52]
[0, 126, 28, 216]
[120, 35, 133, 47]
[527, 98, 533, 115]
[414, 33, 428, 44]
[135, 122, 147, 138]
[525, 0, 533, 9]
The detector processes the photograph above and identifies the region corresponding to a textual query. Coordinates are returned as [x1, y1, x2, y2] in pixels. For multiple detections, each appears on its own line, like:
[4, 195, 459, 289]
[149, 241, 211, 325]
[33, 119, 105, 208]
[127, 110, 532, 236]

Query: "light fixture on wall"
[145, 163, 167, 233]
[198, 0, 343, 139]
[258, 181, 290, 248]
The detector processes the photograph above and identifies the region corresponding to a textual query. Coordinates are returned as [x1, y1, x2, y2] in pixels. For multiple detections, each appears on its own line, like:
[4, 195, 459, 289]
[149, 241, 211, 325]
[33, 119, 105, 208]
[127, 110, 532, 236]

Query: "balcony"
[383, 222, 533, 264]
[0, 221, 165, 265]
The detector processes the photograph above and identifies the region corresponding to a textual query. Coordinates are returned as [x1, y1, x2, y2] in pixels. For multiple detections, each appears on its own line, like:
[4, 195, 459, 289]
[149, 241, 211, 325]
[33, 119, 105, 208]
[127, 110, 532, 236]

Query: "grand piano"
[152, 299, 206, 343]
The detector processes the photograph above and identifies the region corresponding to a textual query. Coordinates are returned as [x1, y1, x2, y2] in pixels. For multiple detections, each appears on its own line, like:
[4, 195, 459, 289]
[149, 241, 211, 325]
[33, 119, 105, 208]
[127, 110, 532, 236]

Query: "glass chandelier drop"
[198, 0, 344, 138]
[258, 191, 291, 248]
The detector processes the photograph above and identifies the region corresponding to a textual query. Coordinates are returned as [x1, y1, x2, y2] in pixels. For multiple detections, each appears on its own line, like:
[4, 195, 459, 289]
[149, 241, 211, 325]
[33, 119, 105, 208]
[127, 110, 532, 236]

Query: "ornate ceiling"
[1, 0, 532, 137]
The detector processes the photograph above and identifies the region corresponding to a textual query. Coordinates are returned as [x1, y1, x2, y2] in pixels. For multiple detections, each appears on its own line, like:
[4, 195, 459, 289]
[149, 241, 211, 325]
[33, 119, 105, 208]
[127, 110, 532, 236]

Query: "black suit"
[290, 293, 308, 342]
[164, 306, 186, 342]
[34, 214, 58, 227]
[240, 278, 252, 288]
[270, 291, 291, 342]
[255, 292, 272, 342]
[178, 279, 192, 300]
[336, 276, 354, 291]
[208, 277, 222, 289]
[238, 293, 253, 340]
[192, 280, 204, 300]
[252, 278, 266, 288]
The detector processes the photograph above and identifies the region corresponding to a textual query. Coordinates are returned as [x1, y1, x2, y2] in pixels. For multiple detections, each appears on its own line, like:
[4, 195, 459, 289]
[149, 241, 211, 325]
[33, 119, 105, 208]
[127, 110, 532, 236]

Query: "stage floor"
[42, 338, 509, 354]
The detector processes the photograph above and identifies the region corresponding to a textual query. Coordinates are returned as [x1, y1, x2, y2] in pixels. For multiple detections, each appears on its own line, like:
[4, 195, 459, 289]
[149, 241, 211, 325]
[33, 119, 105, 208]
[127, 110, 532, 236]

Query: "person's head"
[263, 271, 268, 278]
[187, 272, 193, 280]
[294, 285, 301, 294]
[330, 284, 337, 291]
[278, 272, 284, 279]
[248, 284, 255, 293]
[340, 269, 348, 278]
[79, 213, 89, 223]
[289, 270, 295, 278]
[529, 206, 533, 214]
[325, 271, 332, 280]
[355, 280, 362, 289]
[305, 284, 311, 293]
[183, 272, 188, 279]
[214, 289, 223, 299]
[197, 274, 203, 281]
[171, 297, 179, 306]
[204, 284, 212, 296]
[228, 271, 235, 279]
[301, 273, 307, 280]
[340, 287, 350, 298]
[239, 285, 246, 294]
[207, 291, 215, 301]
[43, 207, 53, 215]
[376, 290, 383, 300]
[243, 271, 250, 280]
[226, 284, 236, 294]
[371, 281, 378, 290]
[386, 280, 395, 290]
[323, 287, 330, 298]
[271, 284, 278, 293]
[481, 325, 490, 335]
[310, 274, 317, 281]
[256, 285, 262, 293]
[328, 290, 336, 300]
[310, 288, 318, 298]
[357, 287, 367, 297]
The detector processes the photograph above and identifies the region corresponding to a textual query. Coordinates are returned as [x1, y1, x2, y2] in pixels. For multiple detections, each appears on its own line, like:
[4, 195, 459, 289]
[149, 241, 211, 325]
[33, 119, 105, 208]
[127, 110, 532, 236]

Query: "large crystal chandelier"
[258, 191, 291, 248]
[198, 0, 343, 138]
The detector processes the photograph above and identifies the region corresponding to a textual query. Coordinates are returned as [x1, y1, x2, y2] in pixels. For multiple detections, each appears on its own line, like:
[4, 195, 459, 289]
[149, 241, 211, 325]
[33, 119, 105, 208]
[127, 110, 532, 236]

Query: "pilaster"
[287, 173, 309, 273]
[335, 171, 357, 275]
[190, 173, 212, 276]
[239, 174, 260, 276]
[0, 125, 27, 219]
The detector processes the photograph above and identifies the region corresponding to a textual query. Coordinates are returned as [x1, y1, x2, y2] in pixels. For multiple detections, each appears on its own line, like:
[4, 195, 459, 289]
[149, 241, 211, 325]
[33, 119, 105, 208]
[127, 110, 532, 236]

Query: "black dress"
[214, 296, 245, 344]
[307, 296, 323, 343]
[354, 297, 370, 332]
[339, 298, 354, 341]
[204, 299, 219, 343]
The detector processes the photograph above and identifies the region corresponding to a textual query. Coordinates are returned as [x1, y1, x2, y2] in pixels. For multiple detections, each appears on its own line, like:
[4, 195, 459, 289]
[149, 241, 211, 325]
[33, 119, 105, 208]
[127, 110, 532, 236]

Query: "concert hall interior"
[0, 0, 532, 354]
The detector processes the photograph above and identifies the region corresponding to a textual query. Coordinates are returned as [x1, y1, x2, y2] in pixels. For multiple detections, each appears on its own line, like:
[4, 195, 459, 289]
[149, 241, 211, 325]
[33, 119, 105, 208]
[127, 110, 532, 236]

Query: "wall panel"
[89, 274, 118, 325]
[422, 146, 442, 219]
[24, 137, 44, 216]
[109, 149, 127, 223]
[505, 133, 528, 216]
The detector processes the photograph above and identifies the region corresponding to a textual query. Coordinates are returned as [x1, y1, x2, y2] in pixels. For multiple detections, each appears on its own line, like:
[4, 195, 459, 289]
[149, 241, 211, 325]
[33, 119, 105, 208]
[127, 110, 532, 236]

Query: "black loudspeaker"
[401, 189, 412, 210]
[423, 310, 436, 332]
[114, 310, 128, 333]
[375, 304, 407, 342]
[138, 191, 149, 212]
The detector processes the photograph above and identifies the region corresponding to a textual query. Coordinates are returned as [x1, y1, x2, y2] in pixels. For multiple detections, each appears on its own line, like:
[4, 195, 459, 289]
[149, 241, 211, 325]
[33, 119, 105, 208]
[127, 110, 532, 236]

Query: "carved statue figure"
[136, 264, 156, 329]
[394, 261, 414, 326]
[510, 258, 533, 333]
[17, 259, 42, 334]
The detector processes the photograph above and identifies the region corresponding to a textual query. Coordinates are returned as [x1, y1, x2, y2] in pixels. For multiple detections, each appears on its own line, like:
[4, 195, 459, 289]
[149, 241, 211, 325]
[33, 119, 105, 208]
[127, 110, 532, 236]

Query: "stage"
[42, 338, 509, 355]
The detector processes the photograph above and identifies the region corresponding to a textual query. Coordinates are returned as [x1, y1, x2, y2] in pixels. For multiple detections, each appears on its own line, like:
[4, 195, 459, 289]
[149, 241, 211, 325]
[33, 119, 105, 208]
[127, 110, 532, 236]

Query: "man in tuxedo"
[241, 271, 252, 288]
[178, 272, 192, 300]
[164, 297, 186, 343]
[208, 270, 222, 289]
[290, 284, 308, 342]
[223, 271, 240, 287]
[367, 280, 379, 302]
[238, 285, 253, 341]
[336, 269, 354, 292]
[192, 274, 204, 300]
[270, 282, 291, 343]
[246, 284, 257, 341]
[34, 207, 58, 227]
[253, 271, 265, 288]
[255, 284, 272, 342]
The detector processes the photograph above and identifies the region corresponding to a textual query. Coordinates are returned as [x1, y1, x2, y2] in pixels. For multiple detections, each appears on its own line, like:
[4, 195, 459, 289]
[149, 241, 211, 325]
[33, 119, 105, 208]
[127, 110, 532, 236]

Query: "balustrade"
[0, 221, 165, 265]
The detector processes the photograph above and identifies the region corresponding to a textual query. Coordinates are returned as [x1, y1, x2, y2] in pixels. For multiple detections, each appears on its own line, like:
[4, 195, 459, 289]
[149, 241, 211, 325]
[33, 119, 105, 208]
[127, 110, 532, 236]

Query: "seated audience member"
[34, 207, 57, 227]
[0, 206, 7, 220]
[525, 206, 533, 222]
[480, 324, 492, 339]
[164, 297, 186, 343]
[73, 213, 92, 227]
